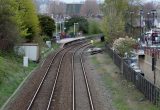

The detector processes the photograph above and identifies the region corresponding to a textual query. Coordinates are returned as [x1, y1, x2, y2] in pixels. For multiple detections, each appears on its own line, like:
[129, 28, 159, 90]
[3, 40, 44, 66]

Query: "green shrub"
[38, 15, 55, 38]
[42, 35, 50, 42]
[89, 20, 101, 34]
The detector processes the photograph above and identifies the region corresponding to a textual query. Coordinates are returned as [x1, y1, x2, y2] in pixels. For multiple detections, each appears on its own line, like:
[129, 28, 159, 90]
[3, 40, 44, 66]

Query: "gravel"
[83, 52, 116, 110]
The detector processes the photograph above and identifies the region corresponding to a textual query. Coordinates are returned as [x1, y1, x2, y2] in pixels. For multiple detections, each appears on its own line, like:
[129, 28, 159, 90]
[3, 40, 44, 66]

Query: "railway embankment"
[0, 44, 59, 108]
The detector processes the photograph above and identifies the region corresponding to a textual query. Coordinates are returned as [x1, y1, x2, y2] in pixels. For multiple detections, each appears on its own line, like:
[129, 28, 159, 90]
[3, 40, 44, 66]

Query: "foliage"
[0, 0, 21, 50]
[38, 15, 55, 38]
[65, 16, 89, 34]
[113, 36, 136, 57]
[88, 20, 101, 34]
[0, 0, 40, 51]
[42, 35, 50, 42]
[0, 53, 37, 107]
[101, 0, 130, 43]
[16, 0, 40, 42]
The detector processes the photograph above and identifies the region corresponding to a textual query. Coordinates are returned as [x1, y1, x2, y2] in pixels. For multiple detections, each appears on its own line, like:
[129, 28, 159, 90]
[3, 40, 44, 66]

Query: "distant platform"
[57, 37, 85, 44]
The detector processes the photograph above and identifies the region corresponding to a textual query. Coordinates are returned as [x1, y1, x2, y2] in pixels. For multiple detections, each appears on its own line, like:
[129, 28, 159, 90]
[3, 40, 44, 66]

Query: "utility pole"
[74, 23, 78, 37]
[130, 11, 134, 34]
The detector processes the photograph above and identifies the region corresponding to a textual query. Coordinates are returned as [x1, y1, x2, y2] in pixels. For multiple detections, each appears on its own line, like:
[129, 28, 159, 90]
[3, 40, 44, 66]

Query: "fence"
[105, 44, 160, 106]
[0, 39, 13, 51]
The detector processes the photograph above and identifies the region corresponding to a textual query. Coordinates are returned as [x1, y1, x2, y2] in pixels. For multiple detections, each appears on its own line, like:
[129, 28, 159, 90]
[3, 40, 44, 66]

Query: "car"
[87, 47, 103, 55]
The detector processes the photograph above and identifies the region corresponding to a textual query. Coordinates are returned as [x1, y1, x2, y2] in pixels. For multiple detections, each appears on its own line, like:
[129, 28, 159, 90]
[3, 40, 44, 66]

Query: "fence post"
[121, 58, 124, 75]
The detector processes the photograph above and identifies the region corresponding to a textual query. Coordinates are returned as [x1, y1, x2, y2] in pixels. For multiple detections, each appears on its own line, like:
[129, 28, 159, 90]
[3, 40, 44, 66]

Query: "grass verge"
[91, 53, 159, 110]
[0, 43, 60, 108]
[0, 54, 37, 107]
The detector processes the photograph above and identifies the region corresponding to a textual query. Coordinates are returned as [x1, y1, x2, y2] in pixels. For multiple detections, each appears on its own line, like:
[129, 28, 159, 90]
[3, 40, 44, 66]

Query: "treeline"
[0, 0, 50, 51]
[101, 0, 141, 43]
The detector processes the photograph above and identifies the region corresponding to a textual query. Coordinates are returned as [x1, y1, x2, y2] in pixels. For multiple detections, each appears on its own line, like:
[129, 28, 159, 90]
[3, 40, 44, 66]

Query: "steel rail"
[46, 43, 86, 110]
[27, 43, 80, 110]
[26, 47, 66, 110]
[80, 46, 95, 110]
[27, 40, 87, 110]
[72, 43, 90, 110]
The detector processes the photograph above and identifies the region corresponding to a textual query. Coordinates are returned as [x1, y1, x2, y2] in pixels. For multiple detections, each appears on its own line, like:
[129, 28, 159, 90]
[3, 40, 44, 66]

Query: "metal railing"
[105, 44, 160, 106]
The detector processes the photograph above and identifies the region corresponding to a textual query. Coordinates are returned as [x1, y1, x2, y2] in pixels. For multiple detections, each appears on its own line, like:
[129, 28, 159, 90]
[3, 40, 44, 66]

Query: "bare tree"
[48, 1, 66, 19]
[80, 0, 100, 17]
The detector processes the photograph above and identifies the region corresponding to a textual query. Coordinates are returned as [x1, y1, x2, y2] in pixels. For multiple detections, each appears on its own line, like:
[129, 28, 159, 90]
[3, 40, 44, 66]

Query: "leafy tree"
[88, 20, 101, 34]
[16, 0, 40, 42]
[65, 16, 89, 34]
[0, 0, 22, 50]
[101, 0, 130, 43]
[38, 15, 55, 38]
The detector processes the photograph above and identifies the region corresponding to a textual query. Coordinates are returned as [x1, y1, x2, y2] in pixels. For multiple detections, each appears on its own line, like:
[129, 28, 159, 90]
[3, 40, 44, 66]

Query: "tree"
[16, 0, 40, 42]
[80, 0, 100, 17]
[101, 0, 130, 43]
[88, 20, 101, 34]
[48, 1, 66, 18]
[38, 15, 55, 38]
[0, 0, 22, 50]
[65, 16, 89, 34]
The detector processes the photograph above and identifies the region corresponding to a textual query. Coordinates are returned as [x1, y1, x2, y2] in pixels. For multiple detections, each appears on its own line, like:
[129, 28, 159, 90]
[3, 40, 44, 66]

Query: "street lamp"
[151, 9, 157, 28]
[130, 11, 134, 34]
[74, 23, 78, 36]
[62, 20, 68, 33]
[139, 10, 144, 38]
[55, 22, 60, 42]
[147, 12, 150, 30]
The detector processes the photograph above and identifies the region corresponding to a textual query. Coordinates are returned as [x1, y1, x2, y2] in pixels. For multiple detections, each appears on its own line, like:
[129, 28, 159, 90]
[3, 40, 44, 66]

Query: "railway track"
[3, 39, 96, 110]
[80, 47, 95, 110]
[26, 42, 89, 110]
[26, 45, 74, 110]
[72, 45, 95, 110]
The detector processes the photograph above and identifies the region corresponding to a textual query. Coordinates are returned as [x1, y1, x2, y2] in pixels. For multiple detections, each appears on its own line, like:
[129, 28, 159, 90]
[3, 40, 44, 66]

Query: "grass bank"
[0, 43, 60, 108]
[91, 44, 159, 110]
[0, 53, 37, 107]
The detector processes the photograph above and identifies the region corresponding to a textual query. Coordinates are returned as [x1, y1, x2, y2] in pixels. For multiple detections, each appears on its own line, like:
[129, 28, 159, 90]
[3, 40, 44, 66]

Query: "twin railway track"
[5, 41, 95, 110]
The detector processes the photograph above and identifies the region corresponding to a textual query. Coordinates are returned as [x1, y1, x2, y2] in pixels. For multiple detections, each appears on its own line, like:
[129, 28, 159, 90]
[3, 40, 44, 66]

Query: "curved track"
[3, 40, 97, 110]
[27, 42, 88, 110]
[72, 44, 95, 110]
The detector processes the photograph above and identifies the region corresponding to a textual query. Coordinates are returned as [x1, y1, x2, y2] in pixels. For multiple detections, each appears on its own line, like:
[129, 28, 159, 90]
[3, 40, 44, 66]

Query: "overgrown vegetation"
[65, 16, 89, 34]
[0, 52, 37, 107]
[101, 0, 141, 43]
[38, 15, 55, 40]
[113, 36, 136, 56]
[0, 43, 60, 108]
[101, 0, 128, 43]
[0, 0, 40, 50]
[88, 19, 101, 35]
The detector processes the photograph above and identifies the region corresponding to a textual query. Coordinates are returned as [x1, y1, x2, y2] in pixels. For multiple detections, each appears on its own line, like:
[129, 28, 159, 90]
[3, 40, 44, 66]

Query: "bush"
[65, 16, 89, 34]
[38, 15, 55, 38]
[42, 35, 50, 42]
[113, 36, 136, 57]
[89, 20, 101, 34]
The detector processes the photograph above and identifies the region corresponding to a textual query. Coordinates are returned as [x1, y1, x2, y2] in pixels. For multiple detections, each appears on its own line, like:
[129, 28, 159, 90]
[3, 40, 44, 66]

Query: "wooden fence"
[0, 39, 13, 51]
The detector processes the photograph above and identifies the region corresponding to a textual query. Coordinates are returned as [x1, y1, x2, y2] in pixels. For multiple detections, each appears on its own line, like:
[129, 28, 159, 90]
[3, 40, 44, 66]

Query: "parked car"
[130, 63, 144, 76]
[87, 47, 103, 55]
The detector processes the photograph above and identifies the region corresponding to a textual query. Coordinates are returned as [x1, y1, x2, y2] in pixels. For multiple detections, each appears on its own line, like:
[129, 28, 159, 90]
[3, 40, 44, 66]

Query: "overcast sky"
[58, 0, 104, 3]
[54, 0, 158, 4]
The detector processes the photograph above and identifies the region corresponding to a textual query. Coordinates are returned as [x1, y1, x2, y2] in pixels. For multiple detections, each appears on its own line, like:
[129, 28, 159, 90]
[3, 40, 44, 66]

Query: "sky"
[57, 0, 104, 3]
[57, 0, 158, 4]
